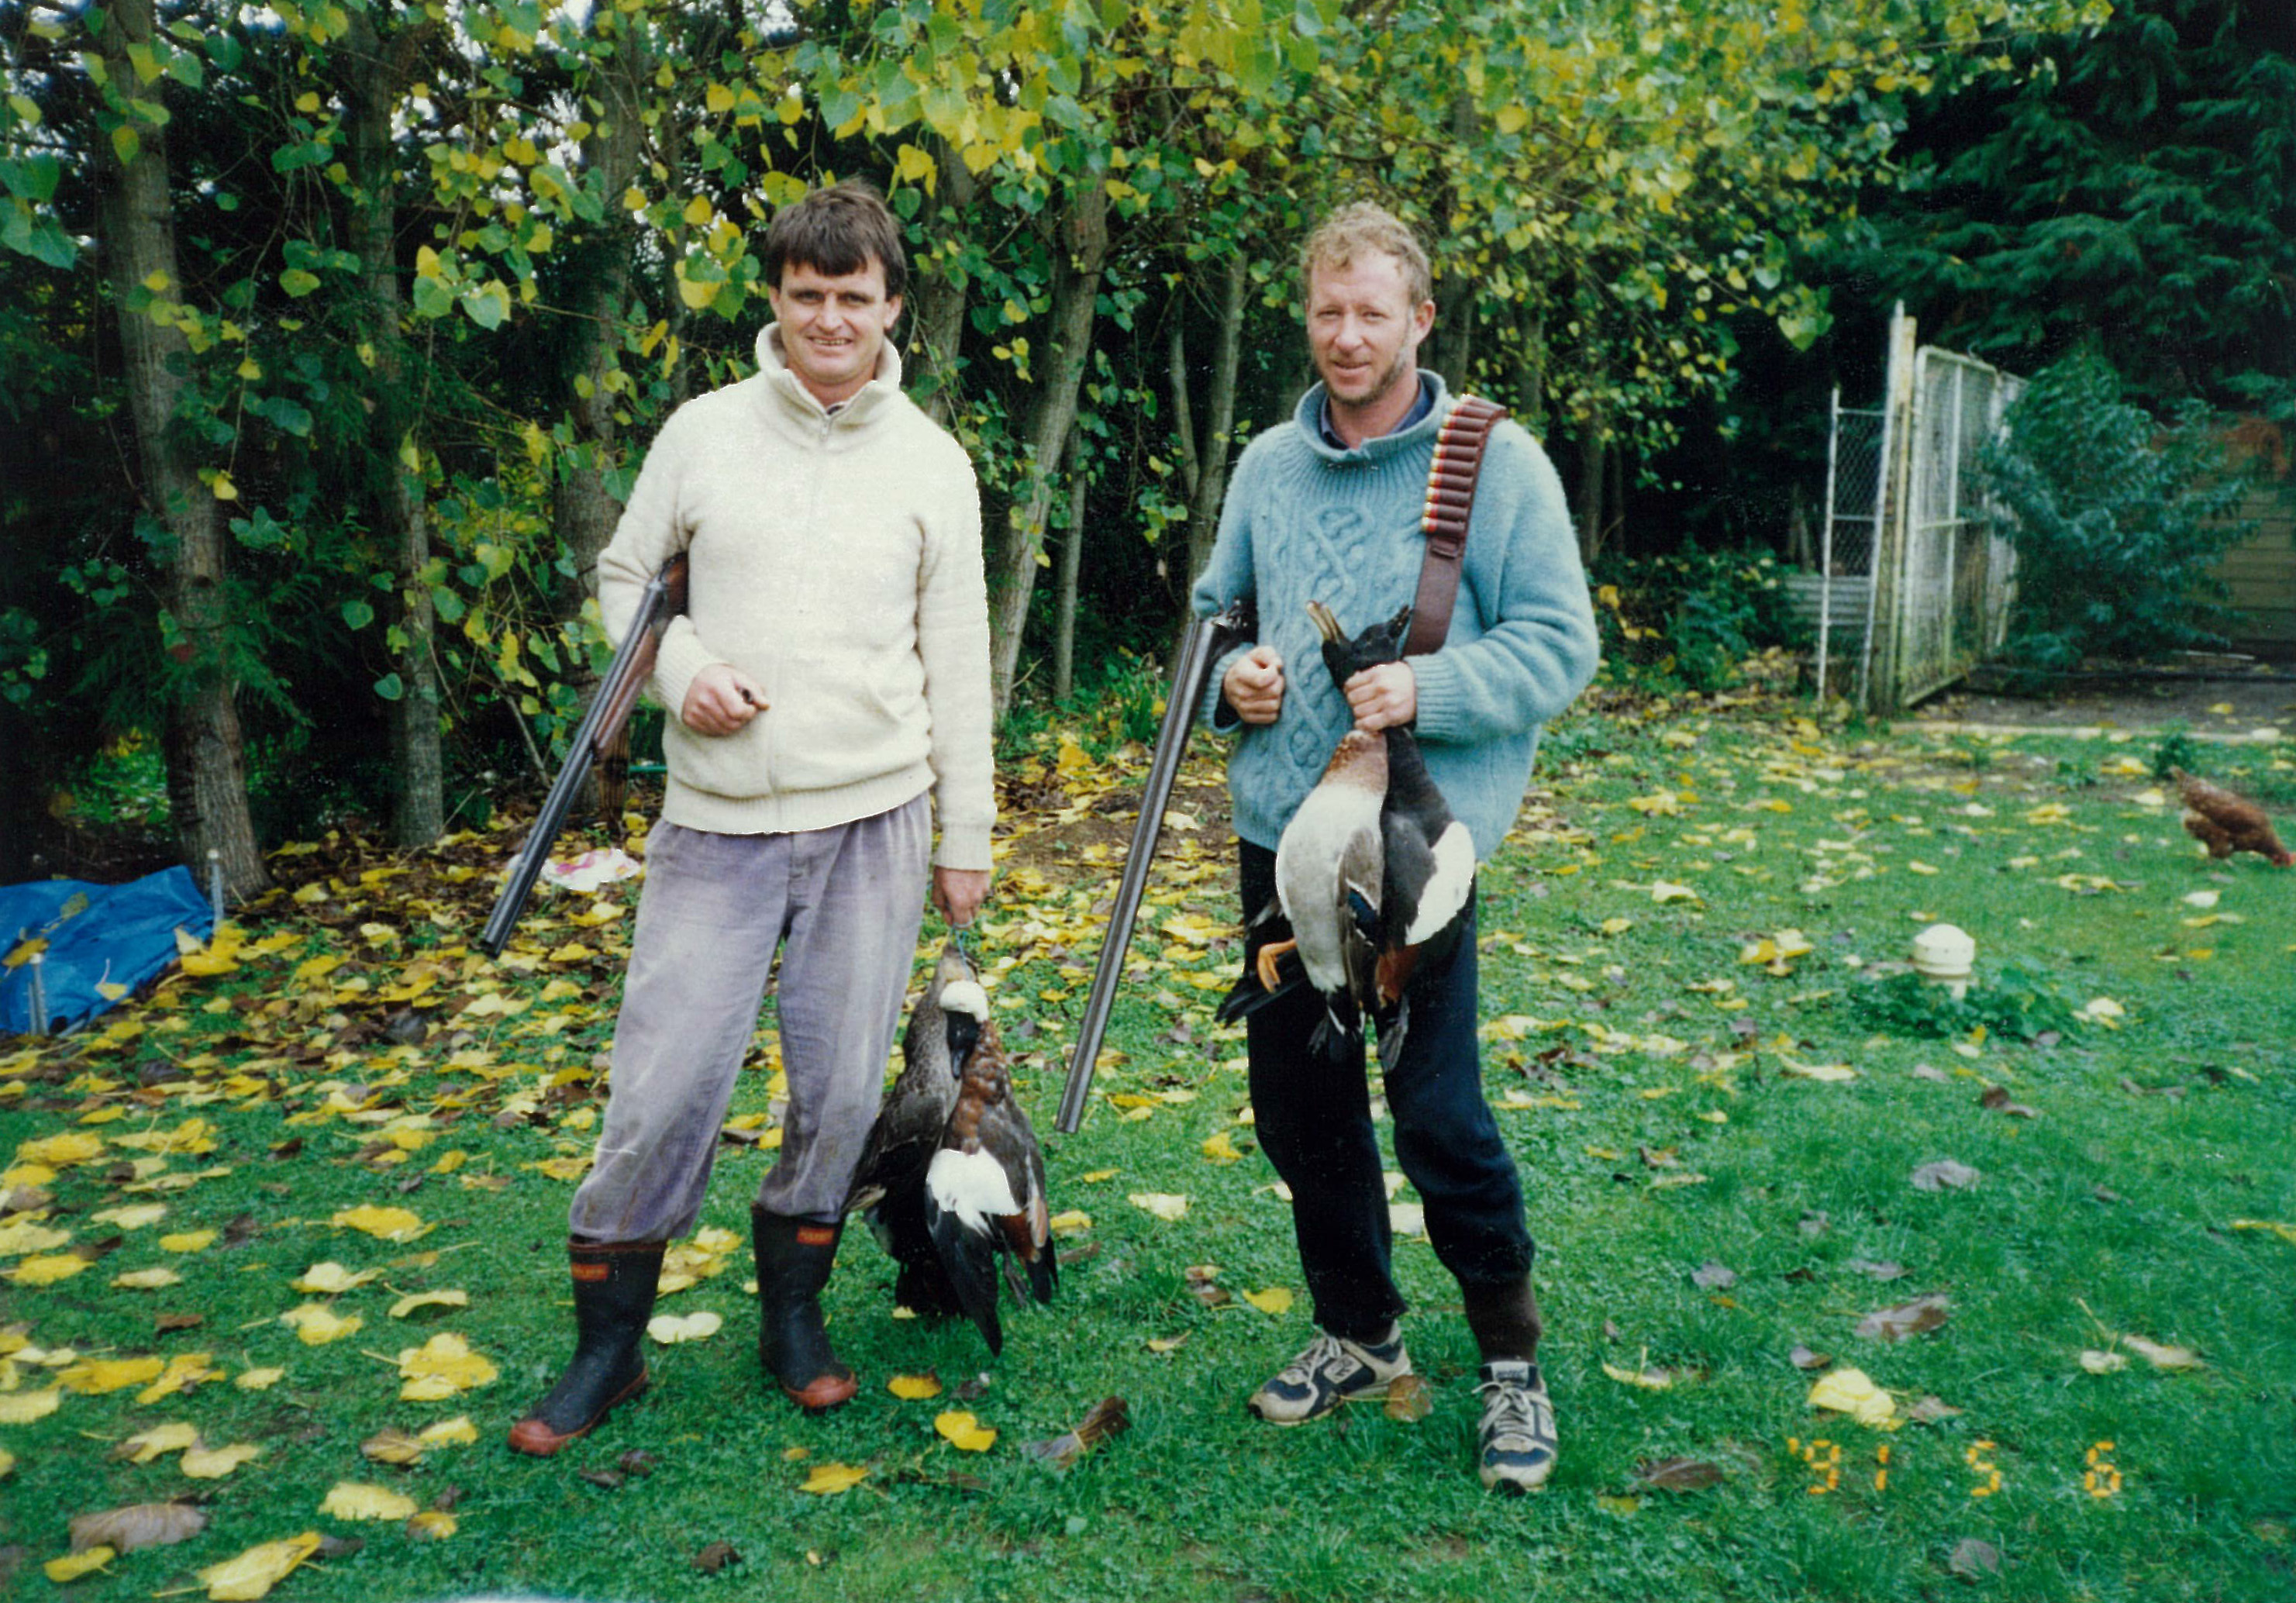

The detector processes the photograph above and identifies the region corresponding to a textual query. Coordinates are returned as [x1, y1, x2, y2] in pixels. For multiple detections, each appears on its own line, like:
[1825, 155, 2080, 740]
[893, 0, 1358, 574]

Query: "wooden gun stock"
[478, 554, 688, 958]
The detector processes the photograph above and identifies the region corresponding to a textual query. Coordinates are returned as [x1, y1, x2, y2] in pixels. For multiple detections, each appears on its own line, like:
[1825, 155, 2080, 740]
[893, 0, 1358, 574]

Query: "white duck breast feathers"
[1404, 819, 1475, 945]
[926, 1146, 1021, 1233]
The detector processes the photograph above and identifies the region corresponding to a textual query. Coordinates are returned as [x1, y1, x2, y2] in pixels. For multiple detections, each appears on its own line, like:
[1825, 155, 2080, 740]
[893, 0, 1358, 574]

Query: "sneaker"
[1247, 1325, 1412, 1425]
[1475, 1359, 1557, 1492]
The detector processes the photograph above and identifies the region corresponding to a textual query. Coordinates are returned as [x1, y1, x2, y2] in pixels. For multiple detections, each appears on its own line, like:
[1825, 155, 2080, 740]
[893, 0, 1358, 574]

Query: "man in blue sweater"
[1191, 202, 1600, 1492]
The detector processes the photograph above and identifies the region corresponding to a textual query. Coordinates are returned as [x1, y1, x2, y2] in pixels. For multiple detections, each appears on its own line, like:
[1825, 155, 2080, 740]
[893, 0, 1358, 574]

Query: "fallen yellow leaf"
[1243, 1286, 1295, 1315]
[406, 1511, 457, 1540]
[397, 1332, 498, 1400]
[389, 1289, 470, 1319]
[279, 1304, 364, 1346]
[645, 1310, 723, 1344]
[798, 1461, 870, 1494]
[1808, 1367, 1898, 1427]
[197, 1531, 322, 1601]
[0, 1388, 60, 1423]
[181, 1443, 263, 1478]
[1128, 1191, 1188, 1222]
[330, 1205, 428, 1242]
[935, 1409, 997, 1452]
[888, 1374, 943, 1400]
[9, 1252, 93, 1286]
[291, 1261, 378, 1294]
[321, 1482, 417, 1521]
[119, 1421, 200, 1463]
[59, 1356, 164, 1394]
[45, 1546, 115, 1582]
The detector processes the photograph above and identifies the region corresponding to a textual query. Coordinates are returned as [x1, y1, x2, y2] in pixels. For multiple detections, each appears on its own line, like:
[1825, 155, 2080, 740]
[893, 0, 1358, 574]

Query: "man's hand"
[1344, 661, 1416, 732]
[680, 663, 767, 736]
[1222, 645, 1287, 726]
[933, 866, 991, 929]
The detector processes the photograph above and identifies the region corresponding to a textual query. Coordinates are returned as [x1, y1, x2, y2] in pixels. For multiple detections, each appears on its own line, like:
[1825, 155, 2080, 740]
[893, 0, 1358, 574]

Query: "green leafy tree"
[1980, 347, 2256, 668]
[1858, 0, 2294, 416]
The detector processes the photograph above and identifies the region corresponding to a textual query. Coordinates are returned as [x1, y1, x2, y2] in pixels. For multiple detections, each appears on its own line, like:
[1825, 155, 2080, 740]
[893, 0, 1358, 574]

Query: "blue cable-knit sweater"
[1191, 375, 1601, 861]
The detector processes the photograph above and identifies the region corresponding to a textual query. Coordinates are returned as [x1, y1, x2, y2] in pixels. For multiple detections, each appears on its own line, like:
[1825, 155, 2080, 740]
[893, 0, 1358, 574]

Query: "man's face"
[768, 257, 902, 406]
[1305, 251, 1433, 419]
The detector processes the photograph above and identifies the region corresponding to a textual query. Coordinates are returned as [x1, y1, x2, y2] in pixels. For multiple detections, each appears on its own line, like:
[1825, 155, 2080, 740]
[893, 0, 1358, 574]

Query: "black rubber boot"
[1461, 1274, 1545, 1363]
[752, 1205, 857, 1412]
[507, 1239, 664, 1456]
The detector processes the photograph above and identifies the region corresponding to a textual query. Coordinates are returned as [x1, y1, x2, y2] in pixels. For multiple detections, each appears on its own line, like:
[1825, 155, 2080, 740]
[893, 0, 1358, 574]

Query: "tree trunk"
[1052, 432, 1086, 703]
[550, 12, 651, 629]
[345, 6, 443, 847]
[1512, 303, 1547, 427]
[96, 0, 267, 900]
[909, 140, 978, 427]
[1575, 433, 1606, 564]
[988, 180, 1108, 717]
[1182, 250, 1247, 590]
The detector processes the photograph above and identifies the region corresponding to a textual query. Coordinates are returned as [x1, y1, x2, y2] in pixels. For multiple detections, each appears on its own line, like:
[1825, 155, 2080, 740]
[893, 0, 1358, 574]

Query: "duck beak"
[1307, 600, 1344, 643]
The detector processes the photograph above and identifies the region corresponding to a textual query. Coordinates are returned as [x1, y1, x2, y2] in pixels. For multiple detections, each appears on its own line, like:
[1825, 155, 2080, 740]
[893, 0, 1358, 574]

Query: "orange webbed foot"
[1255, 938, 1298, 993]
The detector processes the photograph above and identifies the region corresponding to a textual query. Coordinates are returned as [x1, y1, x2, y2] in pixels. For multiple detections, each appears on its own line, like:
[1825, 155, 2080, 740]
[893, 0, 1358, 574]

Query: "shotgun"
[1056, 599, 1254, 1133]
[479, 553, 689, 958]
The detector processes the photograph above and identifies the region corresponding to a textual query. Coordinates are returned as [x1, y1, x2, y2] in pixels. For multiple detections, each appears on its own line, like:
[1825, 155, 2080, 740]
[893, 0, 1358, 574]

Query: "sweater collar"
[753, 322, 904, 429]
[1294, 370, 1450, 464]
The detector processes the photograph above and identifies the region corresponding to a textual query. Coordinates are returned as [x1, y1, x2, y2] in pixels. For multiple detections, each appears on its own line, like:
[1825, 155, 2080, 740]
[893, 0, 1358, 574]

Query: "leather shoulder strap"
[1405, 395, 1508, 657]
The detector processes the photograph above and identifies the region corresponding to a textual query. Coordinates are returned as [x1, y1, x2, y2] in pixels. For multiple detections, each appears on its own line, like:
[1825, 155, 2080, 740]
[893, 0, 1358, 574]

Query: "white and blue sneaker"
[1475, 1359, 1557, 1492]
[1247, 1325, 1412, 1425]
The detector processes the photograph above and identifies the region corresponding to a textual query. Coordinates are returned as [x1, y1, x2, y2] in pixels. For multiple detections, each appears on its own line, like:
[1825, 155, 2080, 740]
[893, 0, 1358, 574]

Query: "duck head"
[1308, 600, 1413, 690]
[939, 977, 989, 1077]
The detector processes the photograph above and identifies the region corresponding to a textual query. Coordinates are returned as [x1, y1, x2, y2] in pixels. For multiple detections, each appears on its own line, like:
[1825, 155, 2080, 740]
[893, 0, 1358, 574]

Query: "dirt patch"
[1908, 671, 2296, 740]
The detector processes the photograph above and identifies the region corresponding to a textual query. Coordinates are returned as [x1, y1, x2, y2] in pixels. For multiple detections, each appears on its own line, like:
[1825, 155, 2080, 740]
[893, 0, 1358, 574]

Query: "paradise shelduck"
[1221, 602, 1475, 1069]
[922, 997, 1057, 1357]
[844, 945, 981, 1317]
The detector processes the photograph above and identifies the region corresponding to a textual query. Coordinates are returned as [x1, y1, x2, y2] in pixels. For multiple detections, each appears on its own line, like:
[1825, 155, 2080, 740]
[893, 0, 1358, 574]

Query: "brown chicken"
[2171, 767, 2293, 866]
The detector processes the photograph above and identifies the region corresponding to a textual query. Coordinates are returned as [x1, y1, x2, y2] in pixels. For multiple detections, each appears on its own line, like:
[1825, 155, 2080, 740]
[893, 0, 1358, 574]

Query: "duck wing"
[925, 1142, 1012, 1356]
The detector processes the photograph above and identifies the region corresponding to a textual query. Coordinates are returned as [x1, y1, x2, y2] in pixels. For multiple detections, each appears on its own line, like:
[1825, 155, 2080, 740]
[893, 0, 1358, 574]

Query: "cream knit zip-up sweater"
[595, 326, 995, 870]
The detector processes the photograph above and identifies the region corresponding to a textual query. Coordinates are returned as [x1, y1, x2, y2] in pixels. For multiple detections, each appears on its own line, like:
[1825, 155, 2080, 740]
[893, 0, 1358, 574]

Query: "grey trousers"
[567, 798, 931, 1243]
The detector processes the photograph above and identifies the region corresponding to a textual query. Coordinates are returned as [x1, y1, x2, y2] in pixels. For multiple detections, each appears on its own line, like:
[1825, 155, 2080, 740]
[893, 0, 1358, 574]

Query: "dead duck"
[1305, 602, 1477, 1067]
[1221, 602, 1474, 1068]
[1236, 726, 1389, 1058]
[923, 1004, 1057, 1356]
[845, 946, 984, 1317]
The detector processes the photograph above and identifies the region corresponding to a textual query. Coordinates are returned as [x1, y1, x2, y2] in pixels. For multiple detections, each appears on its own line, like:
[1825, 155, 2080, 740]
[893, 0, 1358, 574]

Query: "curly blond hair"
[1298, 202, 1432, 308]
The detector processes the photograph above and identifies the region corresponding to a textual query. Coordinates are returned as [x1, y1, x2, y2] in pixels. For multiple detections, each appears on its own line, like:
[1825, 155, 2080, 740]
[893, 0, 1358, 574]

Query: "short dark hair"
[761, 180, 907, 302]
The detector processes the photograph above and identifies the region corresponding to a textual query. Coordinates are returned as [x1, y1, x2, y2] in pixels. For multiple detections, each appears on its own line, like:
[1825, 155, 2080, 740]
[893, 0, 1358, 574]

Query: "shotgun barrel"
[478, 554, 688, 958]
[1056, 600, 1253, 1133]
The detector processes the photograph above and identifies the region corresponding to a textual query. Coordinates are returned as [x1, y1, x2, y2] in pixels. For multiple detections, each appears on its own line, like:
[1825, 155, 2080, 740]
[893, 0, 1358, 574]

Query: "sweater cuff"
[934, 819, 995, 872]
[1408, 653, 1468, 743]
[652, 626, 719, 728]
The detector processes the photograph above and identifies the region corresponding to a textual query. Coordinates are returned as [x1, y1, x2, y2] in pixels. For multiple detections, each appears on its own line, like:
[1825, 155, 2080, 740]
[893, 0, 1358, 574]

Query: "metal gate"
[1823, 307, 2025, 712]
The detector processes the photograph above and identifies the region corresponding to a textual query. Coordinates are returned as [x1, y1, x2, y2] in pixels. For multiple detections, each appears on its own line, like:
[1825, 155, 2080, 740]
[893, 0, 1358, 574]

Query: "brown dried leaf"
[1855, 1293, 1952, 1343]
[1909, 1394, 1963, 1424]
[1602, 1319, 1625, 1343]
[1636, 1456, 1725, 1493]
[68, 1502, 207, 1555]
[155, 1312, 205, 1332]
[1948, 1537, 2001, 1580]
[577, 1469, 623, 1490]
[1382, 1373, 1433, 1422]
[360, 1429, 425, 1466]
[1978, 1085, 2039, 1119]
[1910, 1159, 1981, 1192]
[1788, 1344, 1832, 1371]
[1020, 1396, 1132, 1467]
[691, 1541, 742, 1573]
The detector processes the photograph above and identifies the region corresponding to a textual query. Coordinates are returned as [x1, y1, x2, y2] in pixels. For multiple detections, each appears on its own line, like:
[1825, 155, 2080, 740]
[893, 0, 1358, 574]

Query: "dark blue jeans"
[1239, 840, 1535, 1344]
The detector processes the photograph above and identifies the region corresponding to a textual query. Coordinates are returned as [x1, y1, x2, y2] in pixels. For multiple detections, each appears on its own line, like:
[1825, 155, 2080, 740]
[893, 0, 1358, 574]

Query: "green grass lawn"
[3, 690, 2292, 1602]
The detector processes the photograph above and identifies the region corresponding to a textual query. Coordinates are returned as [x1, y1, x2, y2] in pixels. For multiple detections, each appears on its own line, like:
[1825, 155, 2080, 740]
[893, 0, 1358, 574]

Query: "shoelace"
[1476, 1373, 1550, 1443]
[1279, 1332, 1351, 1386]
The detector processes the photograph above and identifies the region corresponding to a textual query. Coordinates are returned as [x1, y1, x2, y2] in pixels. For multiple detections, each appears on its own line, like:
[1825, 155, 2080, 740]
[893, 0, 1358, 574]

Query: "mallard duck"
[845, 946, 982, 1317]
[923, 1004, 1057, 1356]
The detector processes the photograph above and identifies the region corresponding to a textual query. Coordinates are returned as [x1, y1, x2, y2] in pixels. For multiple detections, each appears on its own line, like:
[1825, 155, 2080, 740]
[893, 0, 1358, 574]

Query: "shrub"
[1980, 350, 2255, 670]
[1591, 548, 1812, 691]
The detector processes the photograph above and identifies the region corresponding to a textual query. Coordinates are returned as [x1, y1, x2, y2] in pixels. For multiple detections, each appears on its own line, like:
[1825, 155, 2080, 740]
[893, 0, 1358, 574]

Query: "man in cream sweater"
[509, 182, 995, 1455]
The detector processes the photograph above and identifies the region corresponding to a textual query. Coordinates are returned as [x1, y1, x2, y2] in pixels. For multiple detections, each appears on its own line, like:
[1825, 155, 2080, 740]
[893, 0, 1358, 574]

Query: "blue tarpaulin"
[1, 867, 214, 1036]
